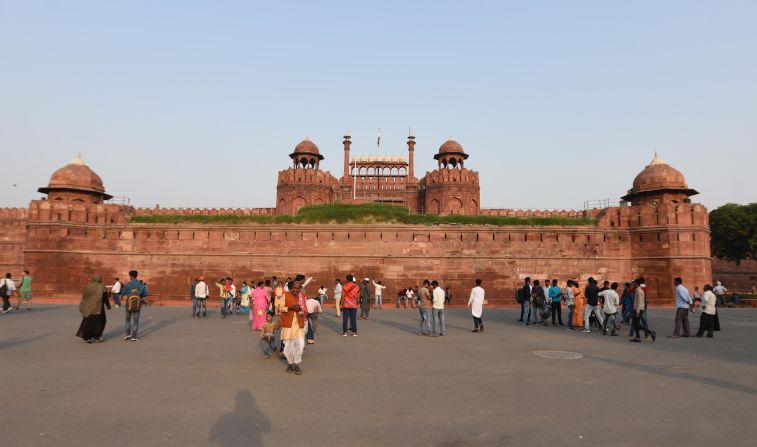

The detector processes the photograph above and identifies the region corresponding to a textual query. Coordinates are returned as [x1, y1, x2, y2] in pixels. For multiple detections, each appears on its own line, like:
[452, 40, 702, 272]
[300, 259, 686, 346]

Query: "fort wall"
[0, 208, 29, 274]
[17, 202, 711, 307]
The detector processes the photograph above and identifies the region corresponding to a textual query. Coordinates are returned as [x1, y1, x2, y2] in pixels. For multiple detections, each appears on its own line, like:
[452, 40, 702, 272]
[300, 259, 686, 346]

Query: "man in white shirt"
[598, 282, 620, 336]
[194, 276, 210, 318]
[305, 295, 323, 344]
[712, 281, 727, 306]
[468, 278, 485, 333]
[1, 273, 16, 313]
[372, 280, 386, 309]
[111, 277, 122, 308]
[431, 280, 446, 336]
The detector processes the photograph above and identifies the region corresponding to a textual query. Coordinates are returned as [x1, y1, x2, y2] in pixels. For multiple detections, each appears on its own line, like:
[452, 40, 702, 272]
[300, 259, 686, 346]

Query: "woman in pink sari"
[251, 281, 269, 330]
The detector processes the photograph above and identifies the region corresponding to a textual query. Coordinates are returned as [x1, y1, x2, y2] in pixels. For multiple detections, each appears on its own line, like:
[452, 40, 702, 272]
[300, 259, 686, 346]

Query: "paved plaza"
[1, 304, 756, 447]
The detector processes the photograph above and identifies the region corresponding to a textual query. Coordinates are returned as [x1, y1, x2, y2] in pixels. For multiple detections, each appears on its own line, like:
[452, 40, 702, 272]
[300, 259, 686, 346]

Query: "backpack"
[0, 279, 7, 297]
[126, 286, 142, 312]
[515, 288, 523, 304]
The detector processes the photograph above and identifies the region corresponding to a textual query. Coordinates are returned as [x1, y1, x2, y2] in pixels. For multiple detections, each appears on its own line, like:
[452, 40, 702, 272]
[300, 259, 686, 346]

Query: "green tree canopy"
[709, 203, 757, 264]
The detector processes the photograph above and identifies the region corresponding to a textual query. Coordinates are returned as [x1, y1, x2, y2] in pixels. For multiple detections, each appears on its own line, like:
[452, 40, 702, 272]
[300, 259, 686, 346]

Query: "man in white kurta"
[468, 279, 485, 333]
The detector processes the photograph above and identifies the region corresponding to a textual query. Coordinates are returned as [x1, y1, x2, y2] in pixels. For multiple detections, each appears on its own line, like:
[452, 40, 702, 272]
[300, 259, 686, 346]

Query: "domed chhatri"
[38, 154, 112, 203]
[622, 152, 698, 204]
[434, 139, 469, 160]
[289, 139, 324, 170]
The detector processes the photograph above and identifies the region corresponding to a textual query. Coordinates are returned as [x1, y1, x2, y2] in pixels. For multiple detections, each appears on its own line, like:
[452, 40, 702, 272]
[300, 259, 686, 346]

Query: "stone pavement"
[1, 304, 756, 447]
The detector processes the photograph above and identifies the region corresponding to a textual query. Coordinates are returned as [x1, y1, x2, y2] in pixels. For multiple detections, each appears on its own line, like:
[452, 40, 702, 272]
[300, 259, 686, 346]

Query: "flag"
[377, 128, 381, 148]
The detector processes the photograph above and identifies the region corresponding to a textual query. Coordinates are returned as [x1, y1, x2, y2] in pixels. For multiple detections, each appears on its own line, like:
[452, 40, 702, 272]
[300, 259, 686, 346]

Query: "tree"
[709, 203, 757, 264]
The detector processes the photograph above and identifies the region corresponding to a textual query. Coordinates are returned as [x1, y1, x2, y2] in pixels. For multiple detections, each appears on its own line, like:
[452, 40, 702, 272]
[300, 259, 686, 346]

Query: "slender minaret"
[407, 129, 416, 178]
[343, 131, 351, 179]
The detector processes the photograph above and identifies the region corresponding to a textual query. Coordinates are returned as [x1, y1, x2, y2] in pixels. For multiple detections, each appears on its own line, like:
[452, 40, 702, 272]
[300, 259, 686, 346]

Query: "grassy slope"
[130, 203, 595, 226]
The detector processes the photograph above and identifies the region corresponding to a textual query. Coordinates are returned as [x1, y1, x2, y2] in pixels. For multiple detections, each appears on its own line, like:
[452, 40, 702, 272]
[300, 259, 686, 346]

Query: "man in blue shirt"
[548, 279, 563, 326]
[670, 277, 692, 338]
[120, 270, 149, 341]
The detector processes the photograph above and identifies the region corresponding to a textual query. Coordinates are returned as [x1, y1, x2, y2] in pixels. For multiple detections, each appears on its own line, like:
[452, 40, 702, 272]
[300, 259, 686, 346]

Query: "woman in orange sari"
[572, 280, 584, 329]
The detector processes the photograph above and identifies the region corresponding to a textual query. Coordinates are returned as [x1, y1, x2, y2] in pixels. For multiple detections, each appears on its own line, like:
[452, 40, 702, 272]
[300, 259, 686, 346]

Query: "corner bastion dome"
[290, 138, 324, 160]
[435, 139, 469, 160]
[622, 152, 698, 202]
[38, 154, 112, 200]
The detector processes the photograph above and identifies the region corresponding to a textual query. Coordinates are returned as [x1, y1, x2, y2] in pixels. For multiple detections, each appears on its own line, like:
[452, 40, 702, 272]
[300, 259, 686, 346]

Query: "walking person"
[240, 281, 251, 316]
[572, 280, 584, 329]
[444, 287, 452, 305]
[431, 280, 445, 336]
[194, 276, 209, 318]
[251, 281, 269, 330]
[190, 277, 199, 318]
[530, 280, 547, 326]
[598, 282, 620, 336]
[468, 278, 485, 332]
[582, 278, 603, 333]
[277, 280, 308, 375]
[630, 277, 656, 343]
[333, 279, 343, 317]
[564, 280, 576, 331]
[695, 284, 717, 338]
[670, 277, 693, 338]
[110, 277, 122, 308]
[712, 281, 727, 306]
[548, 279, 563, 326]
[120, 270, 149, 341]
[418, 280, 433, 336]
[341, 275, 359, 336]
[15, 270, 32, 311]
[372, 280, 386, 309]
[317, 285, 328, 305]
[359, 278, 371, 319]
[1, 273, 16, 313]
[519, 277, 532, 325]
[620, 282, 634, 325]
[305, 294, 322, 344]
[76, 274, 107, 343]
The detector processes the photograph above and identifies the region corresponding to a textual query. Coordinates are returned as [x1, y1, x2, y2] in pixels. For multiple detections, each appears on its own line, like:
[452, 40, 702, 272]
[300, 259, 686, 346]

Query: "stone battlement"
[0, 207, 29, 220]
[133, 207, 276, 217]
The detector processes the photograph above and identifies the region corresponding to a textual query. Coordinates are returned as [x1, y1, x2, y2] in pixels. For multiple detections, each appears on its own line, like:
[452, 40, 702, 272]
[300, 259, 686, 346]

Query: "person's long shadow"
[318, 314, 343, 334]
[17, 304, 69, 313]
[140, 317, 177, 337]
[209, 389, 270, 447]
[0, 333, 51, 351]
[370, 315, 421, 335]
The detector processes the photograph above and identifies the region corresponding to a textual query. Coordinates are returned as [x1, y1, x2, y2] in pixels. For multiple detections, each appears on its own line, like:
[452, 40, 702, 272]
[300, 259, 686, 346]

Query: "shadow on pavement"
[0, 333, 51, 351]
[587, 354, 757, 396]
[209, 389, 270, 447]
[140, 317, 177, 337]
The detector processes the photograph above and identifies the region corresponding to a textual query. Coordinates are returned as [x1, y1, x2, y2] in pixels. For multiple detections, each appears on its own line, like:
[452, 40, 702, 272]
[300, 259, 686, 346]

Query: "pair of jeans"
[221, 298, 229, 316]
[521, 301, 530, 326]
[112, 293, 121, 307]
[473, 316, 483, 329]
[631, 310, 645, 339]
[195, 298, 207, 317]
[342, 308, 357, 334]
[375, 295, 382, 308]
[260, 337, 276, 356]
[566, 305, 575, 329]
[1, 295, 10, 311]
[418, 307, 431, 334]
[673, 308, 691, 336]
[551, 301, 563, 325]
[584, 305, 604, 330]
[628, 309, 651, 336]
[431, 308, 445, 335]
[191, 297, 197, 316]
[125, 310, 140, 337]
[603, 312, 617, 334]
[306, 314, 318, 340]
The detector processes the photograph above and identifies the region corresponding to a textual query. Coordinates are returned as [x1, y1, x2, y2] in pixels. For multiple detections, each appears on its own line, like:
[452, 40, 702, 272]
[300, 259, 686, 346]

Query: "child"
[240, 282, 251, 316]
[260, 311, 277, 359]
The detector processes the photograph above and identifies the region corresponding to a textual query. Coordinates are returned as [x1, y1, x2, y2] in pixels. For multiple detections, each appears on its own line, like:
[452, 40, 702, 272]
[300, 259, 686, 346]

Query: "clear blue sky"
[1, 0, 755, 210]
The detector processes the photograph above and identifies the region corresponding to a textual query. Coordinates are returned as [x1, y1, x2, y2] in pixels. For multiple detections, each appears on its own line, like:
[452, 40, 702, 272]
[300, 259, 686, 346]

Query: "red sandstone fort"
[0, 135, 721, 306]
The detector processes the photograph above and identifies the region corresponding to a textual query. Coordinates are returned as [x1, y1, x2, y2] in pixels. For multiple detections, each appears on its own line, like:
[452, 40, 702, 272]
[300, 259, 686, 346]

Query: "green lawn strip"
[129, 203, 594, 226]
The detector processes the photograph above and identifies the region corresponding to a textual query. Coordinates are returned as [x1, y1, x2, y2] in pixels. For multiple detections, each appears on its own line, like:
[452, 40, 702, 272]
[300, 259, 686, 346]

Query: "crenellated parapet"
[27, 199, 130, 224]
[0, 207, 30, 220]
[422, 168, 480, 186]
[133, 207, 276, 216]
[277, 168, 339, 186]
[481, 208, 591, 218]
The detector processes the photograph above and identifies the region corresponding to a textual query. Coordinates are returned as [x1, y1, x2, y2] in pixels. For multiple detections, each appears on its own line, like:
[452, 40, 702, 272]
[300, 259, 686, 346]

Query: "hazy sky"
[1, 1, 755, 210]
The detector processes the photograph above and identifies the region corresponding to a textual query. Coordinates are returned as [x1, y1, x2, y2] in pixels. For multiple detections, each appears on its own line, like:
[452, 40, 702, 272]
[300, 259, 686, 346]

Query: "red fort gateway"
[0, 136, 712, 306]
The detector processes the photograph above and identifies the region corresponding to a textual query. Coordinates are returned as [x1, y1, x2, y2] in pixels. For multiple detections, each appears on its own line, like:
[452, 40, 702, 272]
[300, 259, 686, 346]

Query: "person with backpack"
[120, 270, 149, 341]
[530, 280, 547, 326]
